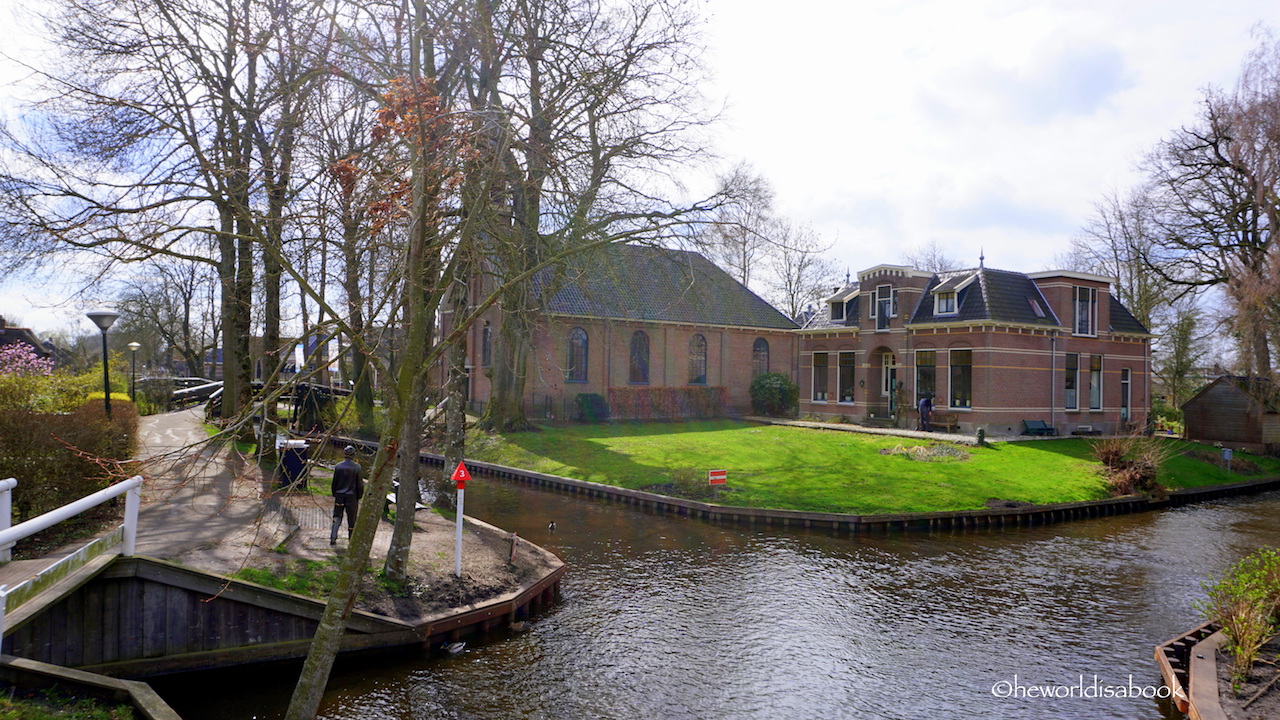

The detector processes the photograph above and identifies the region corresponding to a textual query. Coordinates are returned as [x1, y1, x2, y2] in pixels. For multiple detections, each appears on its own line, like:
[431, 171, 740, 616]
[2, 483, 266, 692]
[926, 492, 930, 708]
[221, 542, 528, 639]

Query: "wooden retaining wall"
[2, 553, 564, 678]
[329, 436, 1280, 534]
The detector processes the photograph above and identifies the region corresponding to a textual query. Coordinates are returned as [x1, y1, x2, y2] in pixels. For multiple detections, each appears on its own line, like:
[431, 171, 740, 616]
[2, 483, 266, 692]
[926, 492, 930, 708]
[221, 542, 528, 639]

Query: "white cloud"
[703, 0, 1276, 273]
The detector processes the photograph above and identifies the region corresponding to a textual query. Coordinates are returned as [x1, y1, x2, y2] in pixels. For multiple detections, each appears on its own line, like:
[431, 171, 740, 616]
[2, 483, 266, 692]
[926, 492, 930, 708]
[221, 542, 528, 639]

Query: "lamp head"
[127, 341, 141, 352]
[85, 309, 120, 332]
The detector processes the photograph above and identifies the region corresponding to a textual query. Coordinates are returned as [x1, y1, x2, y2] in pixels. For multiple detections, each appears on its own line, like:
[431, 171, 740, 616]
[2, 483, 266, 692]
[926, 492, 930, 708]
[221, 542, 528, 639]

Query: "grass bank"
[463, 420, 1280, 515]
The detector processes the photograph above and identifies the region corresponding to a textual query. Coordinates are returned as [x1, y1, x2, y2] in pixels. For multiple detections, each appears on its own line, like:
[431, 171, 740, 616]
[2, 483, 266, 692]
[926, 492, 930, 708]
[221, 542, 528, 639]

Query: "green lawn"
[464, 420, 1280, 515]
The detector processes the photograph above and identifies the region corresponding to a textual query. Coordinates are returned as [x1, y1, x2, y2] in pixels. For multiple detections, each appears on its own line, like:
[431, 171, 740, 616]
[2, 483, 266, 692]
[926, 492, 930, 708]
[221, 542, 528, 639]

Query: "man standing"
[917, 394, 933, 432]
[330, 445, 364, 545]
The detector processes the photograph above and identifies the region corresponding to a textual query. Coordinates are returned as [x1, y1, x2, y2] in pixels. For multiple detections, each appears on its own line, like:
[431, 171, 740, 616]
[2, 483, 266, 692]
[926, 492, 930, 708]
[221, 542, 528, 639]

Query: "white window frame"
[1089, 354, 1103, 410]
[830, 302, 844, 321]
[1064, 352, 1079, 411]
[935, 291, 957, 316]
[1073, 287, 1098, 337]
[811, 352, 829, 402]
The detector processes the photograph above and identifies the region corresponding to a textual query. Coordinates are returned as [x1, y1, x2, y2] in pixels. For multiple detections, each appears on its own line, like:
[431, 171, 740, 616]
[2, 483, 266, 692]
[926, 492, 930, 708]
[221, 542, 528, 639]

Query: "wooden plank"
[1188, 631, 1229, 720]
[100, 580, 119, 664]
[118, 578, 141, 662]
[81, 581, 103, 667]
[45, 601, 65, 666]
[165, 585, 187, 657]
[62, 586, 83, 667]
[2, 554, 117, 636]
[140, 582, 167, 659]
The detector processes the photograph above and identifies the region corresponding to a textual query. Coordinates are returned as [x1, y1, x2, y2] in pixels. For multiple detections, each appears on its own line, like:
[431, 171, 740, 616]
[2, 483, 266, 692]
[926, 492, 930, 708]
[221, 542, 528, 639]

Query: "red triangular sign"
[450, 462, 472, 483]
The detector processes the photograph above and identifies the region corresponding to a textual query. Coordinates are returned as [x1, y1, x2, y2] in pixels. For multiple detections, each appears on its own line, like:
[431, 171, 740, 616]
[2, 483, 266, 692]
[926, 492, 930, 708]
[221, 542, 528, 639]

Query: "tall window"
[1074, 287, 1097, 336]
[566, 327, 588, 382]
[812, 353, 829, 401]
[1120, 367, 1131, 423]
[629, 331, 649, 384]
[481, 321, 492, 368]
[949, 349, 972, 409]
[688, 334, 707, 385]
[838, 352, 856, 403]
[1064, 353, 1078, 410]
[752, 338, 770, 376]
[872, 284, 893, 330]
[1089, 355, 1103, 410]
[916, 350, 936, 403]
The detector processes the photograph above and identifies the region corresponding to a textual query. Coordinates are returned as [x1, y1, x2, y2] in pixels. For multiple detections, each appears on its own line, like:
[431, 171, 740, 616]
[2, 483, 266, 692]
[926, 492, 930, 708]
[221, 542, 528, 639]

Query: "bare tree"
[765, 220, 839, 320]
[701, 161, 775, 287]
[902, 239, 961, 274]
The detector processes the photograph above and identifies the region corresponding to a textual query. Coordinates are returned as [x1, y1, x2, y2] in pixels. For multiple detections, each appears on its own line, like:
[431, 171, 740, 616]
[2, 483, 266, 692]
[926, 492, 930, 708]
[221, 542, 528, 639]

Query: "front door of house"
[882, 353, 897, 414]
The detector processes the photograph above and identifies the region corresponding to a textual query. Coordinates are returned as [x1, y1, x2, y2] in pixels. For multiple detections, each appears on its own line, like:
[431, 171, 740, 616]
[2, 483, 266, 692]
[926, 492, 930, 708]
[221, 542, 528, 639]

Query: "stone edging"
[323, 434, 1280, 533]
[0, 654, 181, 720]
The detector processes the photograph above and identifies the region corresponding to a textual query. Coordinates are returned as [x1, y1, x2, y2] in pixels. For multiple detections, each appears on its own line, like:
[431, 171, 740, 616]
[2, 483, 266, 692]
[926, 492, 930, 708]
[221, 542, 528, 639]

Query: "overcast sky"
[1, 0, 1276, 333]
[701, 0, 1275, 275]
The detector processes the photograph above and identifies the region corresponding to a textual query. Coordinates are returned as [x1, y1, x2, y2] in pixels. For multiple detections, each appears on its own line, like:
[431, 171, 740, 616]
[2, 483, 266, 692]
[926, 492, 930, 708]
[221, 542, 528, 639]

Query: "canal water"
[155, 479, 1280, 720]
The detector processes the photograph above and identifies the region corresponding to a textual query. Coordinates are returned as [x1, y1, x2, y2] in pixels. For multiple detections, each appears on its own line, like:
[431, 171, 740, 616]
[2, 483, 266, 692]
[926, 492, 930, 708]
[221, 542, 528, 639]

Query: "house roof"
[910, 267, 1061, 327]
[1108, 295, 1149, 335]
[535, 244, 798, 330]
[1184, 376, 1280, 413]
[801, 294, 861, 331]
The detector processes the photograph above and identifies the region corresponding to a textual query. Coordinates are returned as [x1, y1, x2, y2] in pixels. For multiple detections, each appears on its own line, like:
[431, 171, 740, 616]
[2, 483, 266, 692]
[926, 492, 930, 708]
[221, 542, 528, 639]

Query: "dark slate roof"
[535, 245, 798, 330]
[1108, 295, 1149, 335]
[910, 267, 1061, 327]
[801, 294, 860, 330]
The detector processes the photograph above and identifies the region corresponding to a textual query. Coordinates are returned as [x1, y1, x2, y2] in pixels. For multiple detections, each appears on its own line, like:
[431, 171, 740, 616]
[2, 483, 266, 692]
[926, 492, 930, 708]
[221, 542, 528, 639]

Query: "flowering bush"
[0, 343, 53, 376]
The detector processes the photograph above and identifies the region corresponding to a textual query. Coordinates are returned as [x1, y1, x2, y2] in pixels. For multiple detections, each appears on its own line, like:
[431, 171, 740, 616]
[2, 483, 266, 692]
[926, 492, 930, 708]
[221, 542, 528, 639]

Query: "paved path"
[133, 408, 275, 559]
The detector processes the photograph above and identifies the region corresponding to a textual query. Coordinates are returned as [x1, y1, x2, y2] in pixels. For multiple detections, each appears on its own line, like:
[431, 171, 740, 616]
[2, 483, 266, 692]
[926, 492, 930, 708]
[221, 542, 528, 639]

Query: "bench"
[907, 409, 958, 432]
[1022, 420, 1057, 436]
[931, 412, 959, 433]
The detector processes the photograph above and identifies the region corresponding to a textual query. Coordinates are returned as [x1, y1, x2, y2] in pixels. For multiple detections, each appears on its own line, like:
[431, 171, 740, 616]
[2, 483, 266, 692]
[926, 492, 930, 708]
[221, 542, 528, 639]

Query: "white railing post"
[0, 479, 16, 562]
[0, 584, 7, 634]
[123, 480, 141, 556]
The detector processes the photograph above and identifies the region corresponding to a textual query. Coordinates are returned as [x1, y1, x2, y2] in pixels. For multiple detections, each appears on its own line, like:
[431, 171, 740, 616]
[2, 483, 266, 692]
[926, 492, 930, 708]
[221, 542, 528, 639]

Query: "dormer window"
[935, 291, 957, 316]
[830, 301, 845, 321]
[1073, 287, 1097, 336]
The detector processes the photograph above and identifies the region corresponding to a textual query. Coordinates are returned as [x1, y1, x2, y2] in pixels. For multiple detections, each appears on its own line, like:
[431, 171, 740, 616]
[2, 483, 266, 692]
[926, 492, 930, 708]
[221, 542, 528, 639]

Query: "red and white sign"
[708, 469, 727, 486]
[451, 462, 472, 490]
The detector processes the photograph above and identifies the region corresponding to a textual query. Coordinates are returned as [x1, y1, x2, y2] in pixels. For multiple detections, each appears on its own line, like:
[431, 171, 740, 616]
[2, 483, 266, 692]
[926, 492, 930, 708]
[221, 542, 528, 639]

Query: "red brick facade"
[466, 313, 797, 417]
[797, 265, 1152, 436]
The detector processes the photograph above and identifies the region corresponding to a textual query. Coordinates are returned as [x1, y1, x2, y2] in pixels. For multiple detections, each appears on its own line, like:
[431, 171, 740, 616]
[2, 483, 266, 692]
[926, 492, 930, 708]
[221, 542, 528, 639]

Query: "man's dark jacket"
[332, 460, 364, 500]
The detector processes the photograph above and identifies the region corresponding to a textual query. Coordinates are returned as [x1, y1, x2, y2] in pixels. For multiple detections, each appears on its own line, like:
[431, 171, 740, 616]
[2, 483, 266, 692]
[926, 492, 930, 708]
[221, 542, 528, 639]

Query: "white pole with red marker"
[451, 462, 472, 577]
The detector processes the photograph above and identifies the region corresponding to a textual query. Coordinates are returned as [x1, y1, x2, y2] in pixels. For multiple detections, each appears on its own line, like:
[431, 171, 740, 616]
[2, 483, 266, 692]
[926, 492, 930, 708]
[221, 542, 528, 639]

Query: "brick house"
[798, 263, 1152, 436]
[464, 244, 799, 418]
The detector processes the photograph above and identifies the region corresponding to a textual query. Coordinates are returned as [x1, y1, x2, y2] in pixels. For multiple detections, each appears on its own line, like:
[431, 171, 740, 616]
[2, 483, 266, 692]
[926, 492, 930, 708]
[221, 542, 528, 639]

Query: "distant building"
[0, 316, 58, 361]
[798, 263, 1153, 436]
[1182, 376, 1280, 454]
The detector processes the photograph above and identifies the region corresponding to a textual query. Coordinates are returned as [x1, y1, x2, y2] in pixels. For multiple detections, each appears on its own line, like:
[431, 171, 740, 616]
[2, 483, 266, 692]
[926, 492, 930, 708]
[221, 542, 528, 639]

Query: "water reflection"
[155, 479, 1280, 720]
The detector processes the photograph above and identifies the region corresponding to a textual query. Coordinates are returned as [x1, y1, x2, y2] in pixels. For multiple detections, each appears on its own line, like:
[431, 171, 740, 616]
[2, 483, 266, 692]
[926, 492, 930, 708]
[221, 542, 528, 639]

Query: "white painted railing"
[0, 476, 143, 635]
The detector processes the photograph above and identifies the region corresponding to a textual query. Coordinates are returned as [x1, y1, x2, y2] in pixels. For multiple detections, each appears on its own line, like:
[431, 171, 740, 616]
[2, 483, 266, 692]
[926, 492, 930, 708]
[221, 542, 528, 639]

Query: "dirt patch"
[1216, 634, 1280, 720]
[1185, 448, 1263, 475]
[984, 498, 1036, 509]
[166, 489, 561, 624]
[878, 444, 971, 462]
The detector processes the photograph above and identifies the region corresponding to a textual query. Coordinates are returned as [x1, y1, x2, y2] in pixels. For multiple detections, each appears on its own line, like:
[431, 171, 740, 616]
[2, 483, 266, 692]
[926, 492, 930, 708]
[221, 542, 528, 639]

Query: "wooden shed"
[1181, 376, 1280, 455]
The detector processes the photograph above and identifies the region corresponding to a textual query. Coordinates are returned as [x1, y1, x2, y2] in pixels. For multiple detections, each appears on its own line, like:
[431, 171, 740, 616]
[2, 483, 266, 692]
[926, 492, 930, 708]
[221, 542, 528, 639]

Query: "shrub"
[574, 393, 610, 423]
[606, 387, 726, 420]
[1091, 434, 1175, 497]
[1198, 548, 1280, 684]
[749, 373, 798, 417]
[0, 399, 139, 522]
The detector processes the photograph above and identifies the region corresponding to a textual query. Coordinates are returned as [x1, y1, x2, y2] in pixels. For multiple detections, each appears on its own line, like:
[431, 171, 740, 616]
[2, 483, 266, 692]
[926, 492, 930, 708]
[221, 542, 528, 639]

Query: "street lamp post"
[128, 341, 141, 402]
[85, 310, 120, 419]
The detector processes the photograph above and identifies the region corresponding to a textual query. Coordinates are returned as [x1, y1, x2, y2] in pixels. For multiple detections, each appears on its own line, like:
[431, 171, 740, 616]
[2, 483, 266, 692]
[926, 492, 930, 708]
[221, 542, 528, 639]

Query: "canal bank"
[153, 471, 1280, 720]
[326, 433, 1280, 534]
